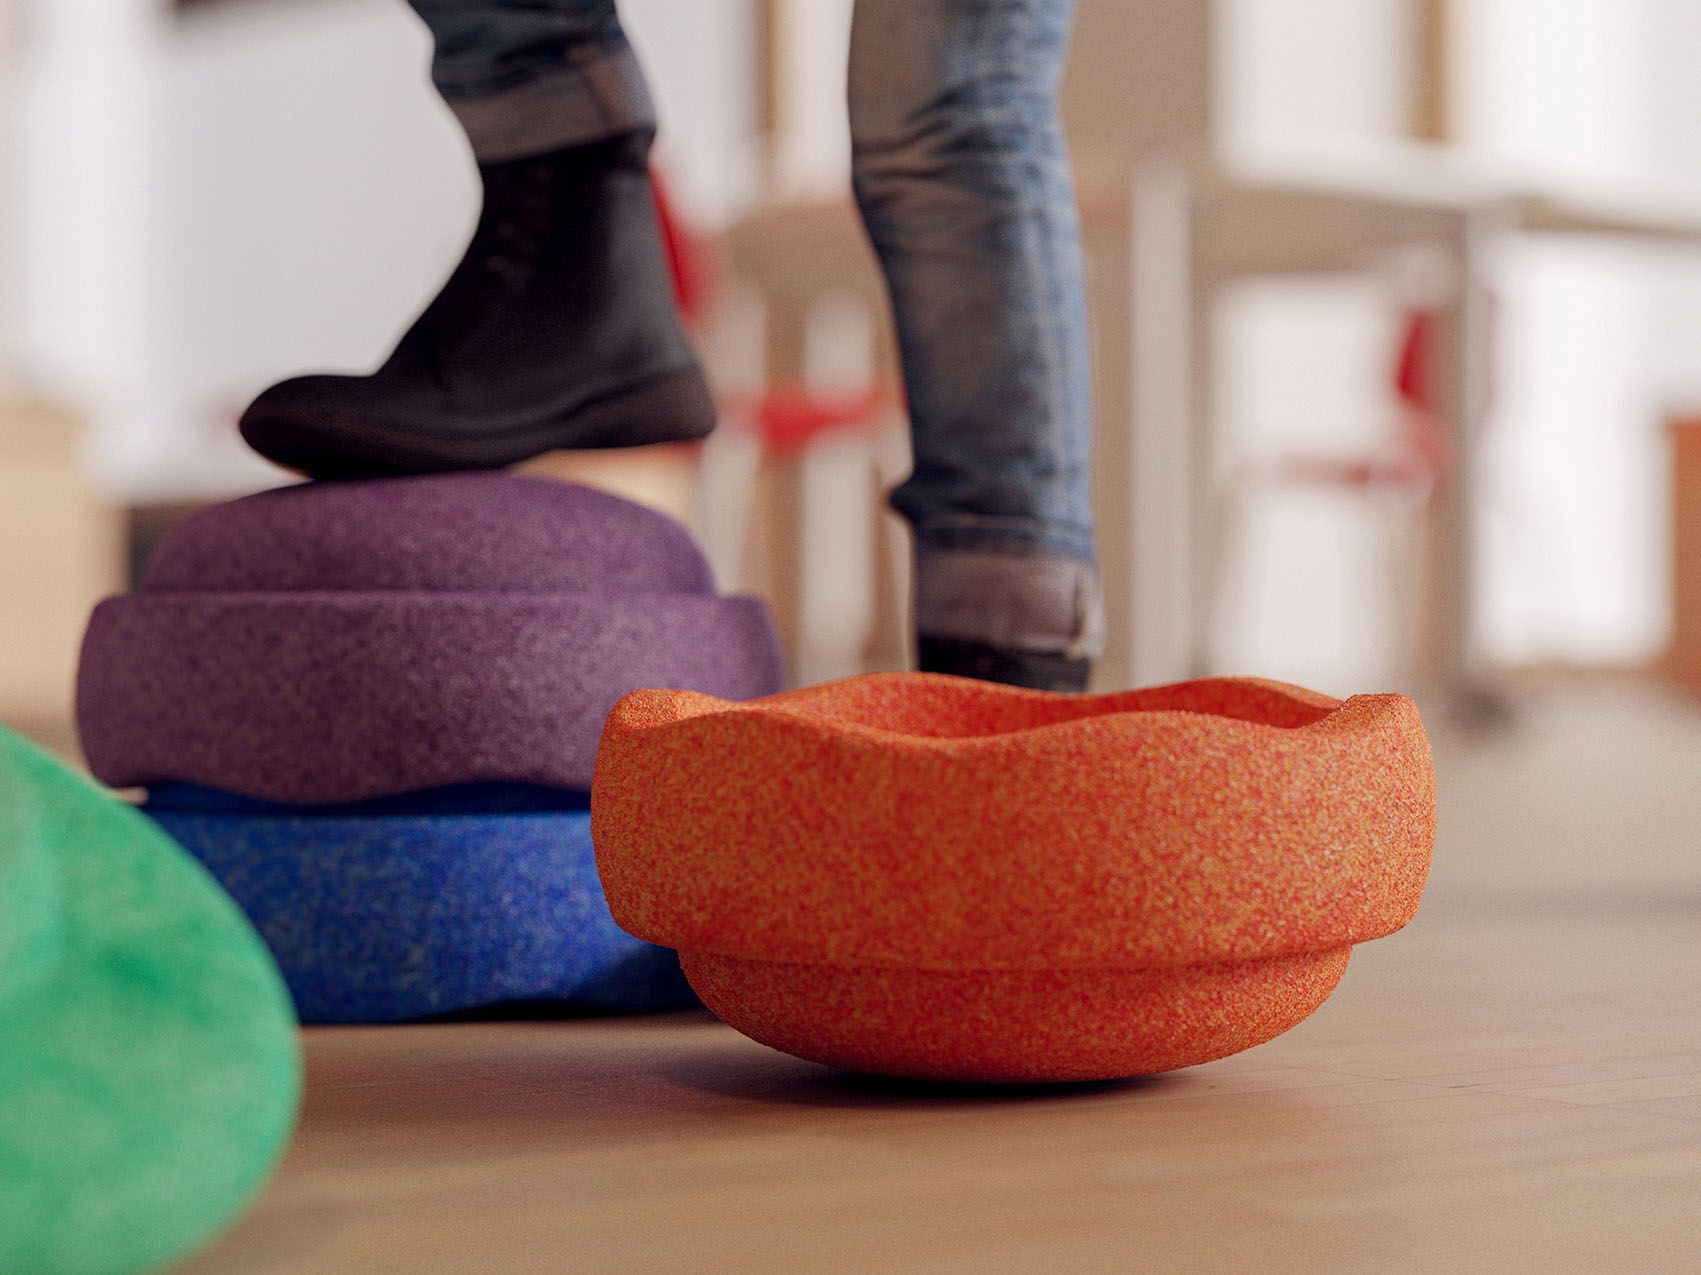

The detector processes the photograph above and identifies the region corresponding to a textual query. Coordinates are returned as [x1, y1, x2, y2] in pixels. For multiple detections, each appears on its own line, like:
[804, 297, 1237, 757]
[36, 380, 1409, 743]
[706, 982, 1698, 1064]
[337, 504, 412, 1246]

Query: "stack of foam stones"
[76, 473, 785, 1022]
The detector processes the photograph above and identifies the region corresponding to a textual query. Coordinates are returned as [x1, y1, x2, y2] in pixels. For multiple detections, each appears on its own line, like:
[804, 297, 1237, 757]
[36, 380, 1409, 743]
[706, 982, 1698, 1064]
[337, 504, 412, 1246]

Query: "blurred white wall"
[10, 0, 176, 488]
[161, 0, 470, 497]
[1218, 0, 1413, 159]
[770, 0, 851, 198]
[1636, 0, 1701, 440]
[1457, 0, 1689, 669]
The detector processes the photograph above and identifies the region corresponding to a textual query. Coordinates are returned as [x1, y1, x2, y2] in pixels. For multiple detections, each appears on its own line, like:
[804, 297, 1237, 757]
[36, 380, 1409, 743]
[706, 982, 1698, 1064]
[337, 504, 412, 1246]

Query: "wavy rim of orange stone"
[592, 673, 1436, 974]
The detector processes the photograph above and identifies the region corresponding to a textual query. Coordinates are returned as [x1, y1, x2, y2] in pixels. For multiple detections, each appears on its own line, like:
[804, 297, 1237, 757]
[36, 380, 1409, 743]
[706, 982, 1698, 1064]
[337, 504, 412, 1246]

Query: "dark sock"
[917, 636, 1091, 693]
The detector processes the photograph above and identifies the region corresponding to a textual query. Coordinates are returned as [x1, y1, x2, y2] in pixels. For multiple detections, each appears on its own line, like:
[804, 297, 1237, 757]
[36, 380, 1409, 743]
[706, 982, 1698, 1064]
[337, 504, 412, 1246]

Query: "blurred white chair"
[1064, 0, 1498, 696]
[1204, 300, 1458, 688]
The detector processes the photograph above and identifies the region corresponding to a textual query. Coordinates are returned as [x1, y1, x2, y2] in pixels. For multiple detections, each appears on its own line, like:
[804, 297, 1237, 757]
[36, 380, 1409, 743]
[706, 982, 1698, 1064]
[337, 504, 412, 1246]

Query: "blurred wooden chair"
[696, 199, 911, 687]
[0, 401, 123, 734]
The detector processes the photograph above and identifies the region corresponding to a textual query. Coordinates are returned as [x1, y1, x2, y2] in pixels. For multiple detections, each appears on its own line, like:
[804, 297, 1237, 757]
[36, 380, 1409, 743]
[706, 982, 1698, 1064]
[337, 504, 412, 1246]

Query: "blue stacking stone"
[145, 784, 695, 1023]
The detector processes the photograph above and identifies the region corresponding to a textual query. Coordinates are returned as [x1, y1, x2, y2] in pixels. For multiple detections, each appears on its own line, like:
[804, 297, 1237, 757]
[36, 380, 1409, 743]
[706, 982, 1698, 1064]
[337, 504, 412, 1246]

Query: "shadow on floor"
[660, 1049, 1178, 1111]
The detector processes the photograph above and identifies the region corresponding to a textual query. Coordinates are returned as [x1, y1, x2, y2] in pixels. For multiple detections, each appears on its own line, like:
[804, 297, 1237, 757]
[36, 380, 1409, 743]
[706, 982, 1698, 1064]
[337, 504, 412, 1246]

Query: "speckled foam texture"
[0, 727, 299, 1275]
[148, 798, 694, 1022]
[73, 473, 778, 1023]
[139, 470, 715, 595]
[77, 473, 785, 802]
[592, 673, 1436, 1083]
[81, 593, 781, 802]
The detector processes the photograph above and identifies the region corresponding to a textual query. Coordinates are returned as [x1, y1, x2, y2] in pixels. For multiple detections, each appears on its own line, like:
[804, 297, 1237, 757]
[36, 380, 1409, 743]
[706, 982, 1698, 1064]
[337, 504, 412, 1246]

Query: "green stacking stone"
[0, 728, 300, 1275]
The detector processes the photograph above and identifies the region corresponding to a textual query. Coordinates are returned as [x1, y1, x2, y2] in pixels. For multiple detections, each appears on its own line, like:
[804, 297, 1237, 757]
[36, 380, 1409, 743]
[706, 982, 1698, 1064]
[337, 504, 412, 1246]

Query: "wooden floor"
[176, 682, 1701, 1274]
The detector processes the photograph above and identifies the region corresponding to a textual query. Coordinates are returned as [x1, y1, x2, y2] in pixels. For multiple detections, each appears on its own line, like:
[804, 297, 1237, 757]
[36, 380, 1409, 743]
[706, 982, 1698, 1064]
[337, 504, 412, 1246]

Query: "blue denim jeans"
[406, 0, 1101, 660]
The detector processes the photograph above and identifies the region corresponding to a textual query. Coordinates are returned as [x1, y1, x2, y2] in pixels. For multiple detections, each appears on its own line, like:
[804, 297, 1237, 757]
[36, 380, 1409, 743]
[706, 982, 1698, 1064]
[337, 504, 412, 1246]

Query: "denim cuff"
[442, 42, 656, 163]
[914, 545, 1104, 660]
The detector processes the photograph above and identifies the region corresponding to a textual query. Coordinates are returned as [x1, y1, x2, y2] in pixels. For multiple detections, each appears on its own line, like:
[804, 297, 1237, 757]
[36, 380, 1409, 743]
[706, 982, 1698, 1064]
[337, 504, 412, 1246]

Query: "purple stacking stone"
[77, 474, 785, 802]
[138, 472, 714, 595]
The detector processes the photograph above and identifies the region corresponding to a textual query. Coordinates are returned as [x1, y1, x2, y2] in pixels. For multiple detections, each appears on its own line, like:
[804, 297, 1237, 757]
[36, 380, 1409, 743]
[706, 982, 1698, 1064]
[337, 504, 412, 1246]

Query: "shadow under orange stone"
[591, 673, 1435, 1083]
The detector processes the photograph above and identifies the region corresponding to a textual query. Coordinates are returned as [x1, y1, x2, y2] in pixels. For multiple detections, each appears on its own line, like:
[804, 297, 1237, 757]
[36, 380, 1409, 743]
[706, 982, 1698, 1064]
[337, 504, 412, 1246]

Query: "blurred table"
[1080, 145, 1701, 708]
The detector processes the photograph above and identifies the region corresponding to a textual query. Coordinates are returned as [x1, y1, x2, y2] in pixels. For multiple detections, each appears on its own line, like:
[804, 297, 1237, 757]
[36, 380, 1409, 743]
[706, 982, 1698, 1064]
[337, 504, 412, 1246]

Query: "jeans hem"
[913, 542, 1104, 659]
[440, 43, 656, 163]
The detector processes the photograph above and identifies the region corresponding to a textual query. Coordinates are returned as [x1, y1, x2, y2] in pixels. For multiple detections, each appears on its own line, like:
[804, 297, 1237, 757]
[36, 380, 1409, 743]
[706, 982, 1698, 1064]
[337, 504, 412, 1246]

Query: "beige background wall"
[0, 403, 122, 728]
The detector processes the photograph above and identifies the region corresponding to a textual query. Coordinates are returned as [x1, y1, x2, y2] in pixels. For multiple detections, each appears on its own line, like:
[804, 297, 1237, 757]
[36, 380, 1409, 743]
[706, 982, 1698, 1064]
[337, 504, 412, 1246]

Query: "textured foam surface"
[150, 800, 695, 1022]
[0, 728, 299, 1275]
[139, 471, 713, 595]
[77, 473, 786, 802]
[592, 673, 1436, 1082]
[682, 950, 1353, 1084]
[82, 592, 780, 802]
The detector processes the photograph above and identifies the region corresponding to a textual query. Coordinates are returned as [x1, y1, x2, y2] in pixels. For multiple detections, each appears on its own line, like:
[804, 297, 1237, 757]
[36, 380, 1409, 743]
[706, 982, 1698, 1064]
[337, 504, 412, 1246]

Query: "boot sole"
[241, 367, 717, 480]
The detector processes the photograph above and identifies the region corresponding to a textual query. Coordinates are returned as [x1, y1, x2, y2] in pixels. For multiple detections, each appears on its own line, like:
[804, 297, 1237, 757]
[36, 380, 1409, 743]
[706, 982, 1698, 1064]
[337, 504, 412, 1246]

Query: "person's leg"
[240, 0, 712, 478]
[408, 0, 652, 161]
[849, 0, 1101, 691]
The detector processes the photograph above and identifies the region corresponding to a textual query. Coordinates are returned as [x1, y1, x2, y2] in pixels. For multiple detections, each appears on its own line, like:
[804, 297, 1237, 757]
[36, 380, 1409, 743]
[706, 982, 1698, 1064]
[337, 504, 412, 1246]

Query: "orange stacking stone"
[592, 674, 1435, 1083]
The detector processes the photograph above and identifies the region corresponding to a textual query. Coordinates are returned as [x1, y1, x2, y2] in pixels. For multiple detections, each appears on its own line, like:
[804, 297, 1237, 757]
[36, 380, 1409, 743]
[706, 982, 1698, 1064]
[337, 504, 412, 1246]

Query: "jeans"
[406, 0, 1101, 660]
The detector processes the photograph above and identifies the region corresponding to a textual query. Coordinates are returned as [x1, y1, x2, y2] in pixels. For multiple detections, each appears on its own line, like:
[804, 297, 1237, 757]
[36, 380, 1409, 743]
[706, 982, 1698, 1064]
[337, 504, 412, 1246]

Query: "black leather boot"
[240, 131, 714, 478]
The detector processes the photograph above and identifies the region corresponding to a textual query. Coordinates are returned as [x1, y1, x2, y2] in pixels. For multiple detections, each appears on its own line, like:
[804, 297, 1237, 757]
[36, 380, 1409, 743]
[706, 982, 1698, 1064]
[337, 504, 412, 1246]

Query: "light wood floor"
[174, 682, 1701, 1274]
